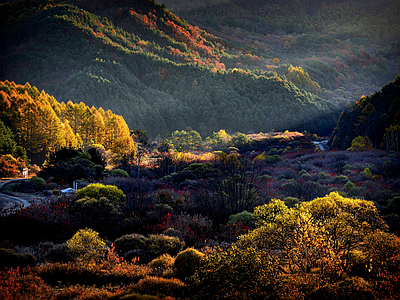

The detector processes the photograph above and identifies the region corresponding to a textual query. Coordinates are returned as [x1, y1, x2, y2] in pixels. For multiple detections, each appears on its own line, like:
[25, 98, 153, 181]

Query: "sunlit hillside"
[159, 0, 400, 105]
[1, 0, 341, 137]
[0, 1, 400, 300]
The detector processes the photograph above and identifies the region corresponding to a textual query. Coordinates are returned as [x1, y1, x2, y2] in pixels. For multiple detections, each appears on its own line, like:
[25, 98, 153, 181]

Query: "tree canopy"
[329, 76, 400, 150]
[190, 191, 400, 299]
[0, 80, 134, 165]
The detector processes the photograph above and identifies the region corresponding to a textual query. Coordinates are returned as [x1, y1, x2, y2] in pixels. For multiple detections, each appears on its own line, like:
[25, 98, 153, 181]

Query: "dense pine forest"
[1, 0, 400, 299]
[329, 76, 400, 150]
[1, 0, 378, 137]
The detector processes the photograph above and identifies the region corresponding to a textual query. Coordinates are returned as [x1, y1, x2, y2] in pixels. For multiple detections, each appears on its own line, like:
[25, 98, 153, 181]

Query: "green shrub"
[265, 154, 283, 164]
[344, 182, 355, 190]
[228, 210, 259, 227]
[173, 248, 204, 280]
[283, 197, 300, 208]
[148, 234, 185, 257]
[67, 228, 106, 262]
[0, 248, 37, 269]
[318, 171, 332, 181]
[333, 174, 349, 184]
[183, 162, 214, 178]
[229, 133, 251, 149]
[110, 169, 129, 178]
[268, 148, 282, 156]
[114, 234, 148, 255]
[299, 169, 308, 176]
[300, 172, 313, 181]
[148, 253, 175, 270]
[362, 167, 372, 178]
[254, 198, 290, 225]
[29, 176, 46, 191]
[282, 179, 301, 196]
[131, 276, 185, 298]
[75, 183, 126, 205]
[343, 181, 358, 196]
[347, 136, 373, 151]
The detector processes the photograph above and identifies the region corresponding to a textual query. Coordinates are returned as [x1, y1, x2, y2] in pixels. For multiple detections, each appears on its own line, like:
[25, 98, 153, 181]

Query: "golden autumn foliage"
[0, 80, 135, 157]
[190, 192, 400, 299]
[287, 65, 321, 95]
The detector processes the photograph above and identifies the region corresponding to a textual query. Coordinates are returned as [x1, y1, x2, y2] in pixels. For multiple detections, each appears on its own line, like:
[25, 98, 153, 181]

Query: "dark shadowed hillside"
[329, 76, 400, 150]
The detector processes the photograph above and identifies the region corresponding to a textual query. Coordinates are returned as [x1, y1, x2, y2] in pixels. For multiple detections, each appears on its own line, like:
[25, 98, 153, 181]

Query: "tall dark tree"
[39, 147, 105, 184]
[0, 120, 17, 156]
[0, 119, 28, 162]
[131, 129, 149, 178]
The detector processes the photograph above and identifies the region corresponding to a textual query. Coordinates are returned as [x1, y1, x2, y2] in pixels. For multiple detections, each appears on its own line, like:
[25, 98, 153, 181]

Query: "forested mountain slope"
[329, 75, 400, 150]
[159, 0, 400, 107]
[160, 0, 399, 42]
[0, 0, 339, 138]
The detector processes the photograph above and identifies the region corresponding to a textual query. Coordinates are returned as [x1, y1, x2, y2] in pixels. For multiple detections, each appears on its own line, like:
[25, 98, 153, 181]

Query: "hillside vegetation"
[159, 0, 400, 105]
[1, 1, 400, 300]
[1, 146, 400, 299]
[329, 76, 400, 150]
[0, 80, 134, 164]
[0, 0, 340, 137]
